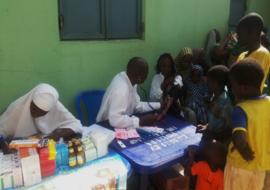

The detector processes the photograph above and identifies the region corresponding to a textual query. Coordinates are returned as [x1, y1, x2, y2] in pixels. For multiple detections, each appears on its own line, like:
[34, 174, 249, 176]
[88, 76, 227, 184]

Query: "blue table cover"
[100, 114, 202, 174]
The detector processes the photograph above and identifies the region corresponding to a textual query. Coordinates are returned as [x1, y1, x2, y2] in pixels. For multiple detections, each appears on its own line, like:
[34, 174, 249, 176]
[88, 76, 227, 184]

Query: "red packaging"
[38, 147, 56, 177]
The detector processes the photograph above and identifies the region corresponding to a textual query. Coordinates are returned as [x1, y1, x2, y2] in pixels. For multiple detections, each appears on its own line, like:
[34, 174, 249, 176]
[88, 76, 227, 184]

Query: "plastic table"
[99, 114, 202, 190]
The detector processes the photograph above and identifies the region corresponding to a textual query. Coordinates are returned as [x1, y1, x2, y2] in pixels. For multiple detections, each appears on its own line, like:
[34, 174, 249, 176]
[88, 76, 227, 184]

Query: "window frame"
[58, 0, 144, 41]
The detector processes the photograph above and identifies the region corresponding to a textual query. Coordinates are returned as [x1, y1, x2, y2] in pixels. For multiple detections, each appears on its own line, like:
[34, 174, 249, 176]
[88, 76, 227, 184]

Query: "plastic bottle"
[74, 140, 81, 153]
[68, 141, 73, 148]
[56, 138, 69, 168]
[68, 148, 77, 168]
[76, 146, 85, 165]
[48, 139, 56, 160]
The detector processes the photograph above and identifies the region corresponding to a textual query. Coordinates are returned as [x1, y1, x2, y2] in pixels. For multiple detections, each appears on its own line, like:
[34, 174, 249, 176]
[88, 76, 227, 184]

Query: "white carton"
[20, 148, 42, 187]
[0, 153, 23, 189]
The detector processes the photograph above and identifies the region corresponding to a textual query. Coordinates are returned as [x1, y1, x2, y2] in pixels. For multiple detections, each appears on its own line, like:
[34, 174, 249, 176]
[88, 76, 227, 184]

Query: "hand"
[157, 112, 165, 121]
[161, 76, 174, 91]
[139, 114, 158, 126]
[47, 128, 76, 142]
[196, 124, 208, 133]
[0, 140, 17, 154]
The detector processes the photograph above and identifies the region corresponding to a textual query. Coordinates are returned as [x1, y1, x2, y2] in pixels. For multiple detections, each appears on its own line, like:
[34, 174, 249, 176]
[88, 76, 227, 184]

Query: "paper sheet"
[115, 129, 140, 140]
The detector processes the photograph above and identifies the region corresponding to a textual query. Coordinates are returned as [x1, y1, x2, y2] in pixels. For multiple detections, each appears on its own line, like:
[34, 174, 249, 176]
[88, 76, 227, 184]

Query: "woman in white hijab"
[0, 83, 82, 143]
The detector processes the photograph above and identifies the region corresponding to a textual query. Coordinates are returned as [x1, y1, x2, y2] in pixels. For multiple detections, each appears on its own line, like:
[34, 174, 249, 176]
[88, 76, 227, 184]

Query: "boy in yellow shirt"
[224, 58, 270, 190]
[237, 13, 270, 92]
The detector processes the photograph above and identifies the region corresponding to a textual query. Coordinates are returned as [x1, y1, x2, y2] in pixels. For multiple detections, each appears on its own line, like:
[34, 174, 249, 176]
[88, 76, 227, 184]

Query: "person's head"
[237, 13, 264, 48]
[192, 48, 206, 65]
[207, 65, 229, 94]
[176, 48, 193, 70]
[191, 65, 204, 83]
[156, 53, 176, 78]
[30, 84, 59, 118]
[210, 44, 229, 66]
[204, 140, 227, 170]
[229, 58, 264, 101]
[126, 57, 149, 85]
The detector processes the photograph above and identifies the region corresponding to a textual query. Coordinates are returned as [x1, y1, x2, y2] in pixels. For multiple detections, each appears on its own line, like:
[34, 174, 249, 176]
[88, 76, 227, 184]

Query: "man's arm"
[135, 92, 160, 113]
[108, 87, 141, 128]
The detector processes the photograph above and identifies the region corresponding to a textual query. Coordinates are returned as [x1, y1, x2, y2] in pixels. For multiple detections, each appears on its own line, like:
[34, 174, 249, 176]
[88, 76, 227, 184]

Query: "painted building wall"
[0, 0, 268, 114]
[248, 0, 270, 28]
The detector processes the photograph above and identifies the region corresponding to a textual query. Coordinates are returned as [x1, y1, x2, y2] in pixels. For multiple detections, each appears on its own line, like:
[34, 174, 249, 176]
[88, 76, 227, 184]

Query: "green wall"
[0, 0, 267, 114]
[247, 0, 270, 28]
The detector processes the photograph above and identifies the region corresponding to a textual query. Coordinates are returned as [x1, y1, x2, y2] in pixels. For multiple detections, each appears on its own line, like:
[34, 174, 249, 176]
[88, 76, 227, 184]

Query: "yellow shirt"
[237, 46, 270, 92]
[227, 96, 270, 171]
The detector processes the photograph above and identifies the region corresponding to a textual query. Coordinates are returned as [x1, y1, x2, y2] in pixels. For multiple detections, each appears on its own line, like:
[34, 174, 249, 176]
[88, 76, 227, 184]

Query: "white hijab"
[0, 83, 82, 139]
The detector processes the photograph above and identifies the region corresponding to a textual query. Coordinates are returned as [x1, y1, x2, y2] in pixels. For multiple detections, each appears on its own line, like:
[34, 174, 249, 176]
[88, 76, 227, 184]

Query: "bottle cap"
[69, 148, 74, 153]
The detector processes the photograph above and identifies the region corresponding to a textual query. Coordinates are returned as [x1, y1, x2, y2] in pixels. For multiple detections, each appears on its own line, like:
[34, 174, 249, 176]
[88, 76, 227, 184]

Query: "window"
[58, 0, 143, 40]
[228, 0, 247, 31]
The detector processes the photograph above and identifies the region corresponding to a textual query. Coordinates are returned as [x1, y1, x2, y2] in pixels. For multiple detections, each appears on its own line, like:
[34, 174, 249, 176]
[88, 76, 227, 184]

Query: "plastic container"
[68, 148, 77, 168]
[56, 140, 69, 168]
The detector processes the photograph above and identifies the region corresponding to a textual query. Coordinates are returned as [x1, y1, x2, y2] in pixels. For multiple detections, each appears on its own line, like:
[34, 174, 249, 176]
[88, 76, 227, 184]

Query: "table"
[18, 151, 130, 190]
[99, 114, 202, 190]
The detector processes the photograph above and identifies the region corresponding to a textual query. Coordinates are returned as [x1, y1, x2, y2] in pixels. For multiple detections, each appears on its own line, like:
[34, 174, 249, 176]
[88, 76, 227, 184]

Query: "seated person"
[192, 48, 208, 74]
[197, 65, 233, 145]
[157, 63, 183, 117]
[96, 57, 160, 128]
[0, 83, 83, 153]
[184, 65, 209, 125]
[175, 47, 193, 80]
[149, 53, 178, 102]
[185, 140, 226, 190]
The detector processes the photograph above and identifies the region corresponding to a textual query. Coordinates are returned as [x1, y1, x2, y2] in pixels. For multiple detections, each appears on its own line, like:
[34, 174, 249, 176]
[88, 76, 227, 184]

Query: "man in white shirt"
[96, 57, 160, 128]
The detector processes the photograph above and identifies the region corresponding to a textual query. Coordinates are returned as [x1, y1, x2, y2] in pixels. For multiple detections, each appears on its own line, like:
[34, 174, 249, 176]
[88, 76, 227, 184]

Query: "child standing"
[185, 141, 226, 190]
[197, 65, 233, 145]
[224, 58, 270, 190]
[236, 13, 270, 92]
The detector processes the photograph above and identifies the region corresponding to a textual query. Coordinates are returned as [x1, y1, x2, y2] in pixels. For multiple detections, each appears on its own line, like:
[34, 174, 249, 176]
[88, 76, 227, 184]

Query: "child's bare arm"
[157, 97, 173, 120]
[232, 131, 255, 161]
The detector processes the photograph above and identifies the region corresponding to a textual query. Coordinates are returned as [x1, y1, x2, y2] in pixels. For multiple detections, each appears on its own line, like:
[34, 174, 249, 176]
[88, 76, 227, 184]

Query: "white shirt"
[96, 72, 160, 128]
[149, 73, 183, 102]
[149, 73, 164, 102]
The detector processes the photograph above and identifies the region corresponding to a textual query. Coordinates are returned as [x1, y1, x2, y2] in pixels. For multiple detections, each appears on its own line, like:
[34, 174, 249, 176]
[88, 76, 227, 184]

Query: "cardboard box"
[0, 153, 23, 189]
[19, 148, 42, 187]
[82, 137, 97, 162]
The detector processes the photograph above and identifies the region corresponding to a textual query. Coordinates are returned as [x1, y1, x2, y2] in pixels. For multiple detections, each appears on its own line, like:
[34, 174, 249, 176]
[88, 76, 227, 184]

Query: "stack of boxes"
[0, 135, 105, 189]
[81, 137, 97, 162]
[19, 148, 42, 187]
[38, 140, 56, 177]
[0, 152, 23, 190]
